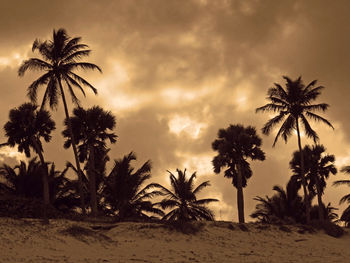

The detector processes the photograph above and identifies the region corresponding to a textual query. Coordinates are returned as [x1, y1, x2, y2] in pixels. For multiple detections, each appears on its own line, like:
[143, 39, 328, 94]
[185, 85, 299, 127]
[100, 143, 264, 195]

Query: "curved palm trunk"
[58, 79, 86, 216]
[236, 163, 245, 223]
[88, 144, 98, 217]
[296, 119, 311, 224]
[315, 176, 325, 222]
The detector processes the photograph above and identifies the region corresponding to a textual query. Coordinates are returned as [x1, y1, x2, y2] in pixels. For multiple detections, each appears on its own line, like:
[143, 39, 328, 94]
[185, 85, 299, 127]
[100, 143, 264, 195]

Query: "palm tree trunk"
[32, 138, 49, 225]
[315, 176, 324, 222]
[296, 118, 311, 224]
[236, 163, 245, 223]
[88, 144, 98, 217]
[57, 78, 86, 216]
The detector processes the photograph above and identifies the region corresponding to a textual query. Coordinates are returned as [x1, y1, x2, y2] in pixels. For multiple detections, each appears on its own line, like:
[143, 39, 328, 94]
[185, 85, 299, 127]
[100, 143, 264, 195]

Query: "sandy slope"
[0, 217, 349, 263]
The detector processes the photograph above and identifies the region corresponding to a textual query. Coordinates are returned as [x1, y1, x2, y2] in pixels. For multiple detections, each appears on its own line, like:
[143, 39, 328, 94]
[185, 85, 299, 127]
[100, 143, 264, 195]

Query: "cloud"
[0, 0, 349, 221]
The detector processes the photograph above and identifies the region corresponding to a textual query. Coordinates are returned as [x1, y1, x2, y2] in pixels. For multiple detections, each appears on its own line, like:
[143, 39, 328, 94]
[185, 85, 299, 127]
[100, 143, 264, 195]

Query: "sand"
[0, 217, 349, 263]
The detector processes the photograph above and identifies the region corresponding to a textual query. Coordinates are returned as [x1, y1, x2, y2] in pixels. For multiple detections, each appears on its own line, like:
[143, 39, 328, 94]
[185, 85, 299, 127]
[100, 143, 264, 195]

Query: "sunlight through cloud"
[0, 53, 24, 69]
[168, 115, 207, 139]
[175, 151, 213, 175]
[0, 146, 26, 162]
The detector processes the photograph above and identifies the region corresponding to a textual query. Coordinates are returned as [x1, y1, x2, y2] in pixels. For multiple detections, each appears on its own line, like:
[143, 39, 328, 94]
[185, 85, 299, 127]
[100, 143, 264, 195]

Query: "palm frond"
[194, 198, 219, 205]
[339, 194, 350, 205]
[193, 181, 211, 195]
[64, 62, 102, 73]
[256, 103, 286, 113]
[261, 112, 287, 135]
[300, 114, 319, 143]
[304, 103, 329, 112]
[305, 111, 334, 129]
[18, 58, 52, 76]
[27, 75, 51, 104]
[333, 180, 350, 187]
[68, 72, 98, 95]
[272, 115, 295, 146]
[65, 75, 86, 97]
[341, 166, 350, 174]
[65, 80, 80, 106]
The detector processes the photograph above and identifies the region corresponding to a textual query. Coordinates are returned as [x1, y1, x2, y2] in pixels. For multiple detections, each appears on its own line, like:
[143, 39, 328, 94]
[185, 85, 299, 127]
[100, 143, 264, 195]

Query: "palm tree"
[0, 159, 81, 213]
[290, 145, 337, 222]
[251, 177, 304, 223]
[333, 166, 350, 226]
[212, 124, 265, 223]
[62, 106, 117, 216]
[3, 103, 55, 223]
[154, 169, 218, 221]
[47, 162, 81, 212]
[251, 179, 338, 223]
[256, 76, 333, 224]
[0, 158, 43, 199]
[102, 152, 164, 220]
[18, 28, 102, 215]
[310, 202, 339, 223]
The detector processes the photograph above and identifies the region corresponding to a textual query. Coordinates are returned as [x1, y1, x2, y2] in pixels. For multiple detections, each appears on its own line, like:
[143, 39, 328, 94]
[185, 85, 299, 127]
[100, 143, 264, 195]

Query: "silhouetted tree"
[310, 202, 338, 223]
[48, 163, 81, 212]
[0, 159, 79, 213]
[0, 158, 43, 199]
[3, 103, 55, 224]
[256, 76, 333, 224]
[18, 28, 102, 215]
[102, 152, 164, 220]
[290, 145, 337, 222]
[63, 106, 116, 216]
[251, 177, 304, 223]
[251, 177, 337, 223]
[333, 166, 350, 226]
[154, 169, 218, 221]
[212, 124, 265, 223]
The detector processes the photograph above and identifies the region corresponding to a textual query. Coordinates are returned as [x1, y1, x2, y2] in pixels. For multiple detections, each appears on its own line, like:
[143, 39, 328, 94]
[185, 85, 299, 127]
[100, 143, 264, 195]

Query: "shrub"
[165, 220, 205, 234]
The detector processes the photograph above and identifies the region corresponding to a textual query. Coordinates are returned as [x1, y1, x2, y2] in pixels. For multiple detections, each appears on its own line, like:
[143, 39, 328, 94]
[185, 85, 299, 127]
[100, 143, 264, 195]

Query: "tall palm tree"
[62, 106, 117, 216]
[18, 28, 102, 215]
[212, 124, 265, 223]
[256, 76, 333, 224]
[3, 103, 55, 224]
[102, 152, 164, 220]
[333, 166, 350, 226]
[290, 145, 337, 222]
[154, 169, 218, 221]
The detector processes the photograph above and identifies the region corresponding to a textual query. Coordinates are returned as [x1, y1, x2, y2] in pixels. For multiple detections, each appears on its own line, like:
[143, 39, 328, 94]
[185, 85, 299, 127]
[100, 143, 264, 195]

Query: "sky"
[0, 0, 350, 222]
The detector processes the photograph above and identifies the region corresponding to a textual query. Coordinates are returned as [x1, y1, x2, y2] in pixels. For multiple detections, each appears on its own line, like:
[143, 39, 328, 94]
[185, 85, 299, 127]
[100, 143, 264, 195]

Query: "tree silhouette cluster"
[1, 29, 350, 228]
[0, 28, 217, 224]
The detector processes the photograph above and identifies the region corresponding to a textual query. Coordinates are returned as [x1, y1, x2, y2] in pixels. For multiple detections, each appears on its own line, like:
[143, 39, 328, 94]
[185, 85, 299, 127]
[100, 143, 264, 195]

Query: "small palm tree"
[290, 145, 337, 222]
[333, 166, 350, 226]
[212, 124, 265, 223]
[18, 28, 102, 215]
[154, 169, 218, 221]
[48, 163, 81, 212]
[0, 158, 43, 198]
[62, 106, 117, 216]
[256, 76, 333, 224]
[251, 177, 304, 223]
[3, 103, 55, 224]
[102, 152, 164, 220]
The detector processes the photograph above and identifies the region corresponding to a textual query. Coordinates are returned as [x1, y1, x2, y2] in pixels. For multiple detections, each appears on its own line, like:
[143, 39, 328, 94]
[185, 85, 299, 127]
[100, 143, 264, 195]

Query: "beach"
[0, 218, 348, 263]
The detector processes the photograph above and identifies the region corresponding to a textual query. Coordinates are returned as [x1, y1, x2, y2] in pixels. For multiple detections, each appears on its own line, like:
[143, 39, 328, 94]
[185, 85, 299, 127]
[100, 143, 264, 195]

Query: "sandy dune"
[0, 217, 349, 263]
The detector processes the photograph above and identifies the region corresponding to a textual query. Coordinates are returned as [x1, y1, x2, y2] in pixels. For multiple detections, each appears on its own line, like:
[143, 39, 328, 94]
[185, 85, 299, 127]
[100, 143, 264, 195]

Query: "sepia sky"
[0, 0, 350, 221]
